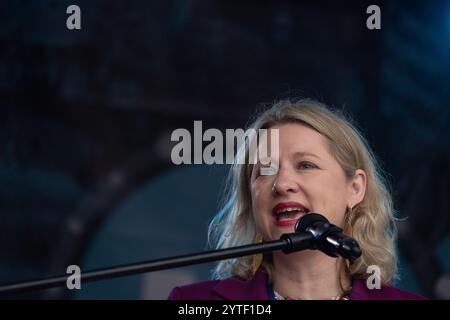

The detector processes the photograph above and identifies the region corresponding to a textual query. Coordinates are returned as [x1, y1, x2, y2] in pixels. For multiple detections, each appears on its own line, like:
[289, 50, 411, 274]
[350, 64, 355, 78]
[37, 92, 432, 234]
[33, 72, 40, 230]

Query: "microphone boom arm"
[0, 231, 314, 295]
[0, 213, 361, 296]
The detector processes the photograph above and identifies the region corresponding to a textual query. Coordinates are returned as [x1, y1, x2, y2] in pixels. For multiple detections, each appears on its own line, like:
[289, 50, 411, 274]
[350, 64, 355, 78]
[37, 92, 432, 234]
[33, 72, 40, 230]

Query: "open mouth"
[272, 202, 310, 226]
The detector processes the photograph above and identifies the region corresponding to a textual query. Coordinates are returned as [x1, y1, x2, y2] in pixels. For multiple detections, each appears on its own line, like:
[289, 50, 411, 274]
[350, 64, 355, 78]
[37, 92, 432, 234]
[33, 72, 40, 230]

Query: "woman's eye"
[297, 162, 316, 170]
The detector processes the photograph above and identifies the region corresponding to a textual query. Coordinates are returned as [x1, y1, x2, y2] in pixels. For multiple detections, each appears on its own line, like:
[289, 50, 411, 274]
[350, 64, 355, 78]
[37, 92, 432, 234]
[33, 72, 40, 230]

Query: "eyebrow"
[292, 151, 321, 159]
[254, 151, 321, 167]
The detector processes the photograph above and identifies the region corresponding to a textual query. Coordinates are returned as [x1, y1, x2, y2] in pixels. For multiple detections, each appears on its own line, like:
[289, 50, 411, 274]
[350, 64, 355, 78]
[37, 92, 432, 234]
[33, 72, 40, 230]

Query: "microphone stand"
[0, 230, 314, 296]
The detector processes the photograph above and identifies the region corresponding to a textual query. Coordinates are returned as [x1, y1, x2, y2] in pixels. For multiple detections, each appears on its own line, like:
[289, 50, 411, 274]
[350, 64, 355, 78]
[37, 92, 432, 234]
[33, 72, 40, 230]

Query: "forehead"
[268, 122, 330, 156]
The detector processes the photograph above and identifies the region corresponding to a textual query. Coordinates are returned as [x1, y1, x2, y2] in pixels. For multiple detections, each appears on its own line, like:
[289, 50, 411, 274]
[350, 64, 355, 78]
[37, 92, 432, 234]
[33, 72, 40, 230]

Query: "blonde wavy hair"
[208, 98, 398, 285]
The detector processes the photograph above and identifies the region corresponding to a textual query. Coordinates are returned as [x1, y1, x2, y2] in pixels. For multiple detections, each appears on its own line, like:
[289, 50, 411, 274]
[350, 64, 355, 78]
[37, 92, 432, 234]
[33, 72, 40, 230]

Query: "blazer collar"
[350, 278, 371, 300]
[212, 268, 373, 300]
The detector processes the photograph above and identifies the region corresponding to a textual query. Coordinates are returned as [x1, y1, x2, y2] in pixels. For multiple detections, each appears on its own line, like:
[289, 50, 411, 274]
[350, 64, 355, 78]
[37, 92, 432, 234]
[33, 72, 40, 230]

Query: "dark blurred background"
[0, 0, 449, 299]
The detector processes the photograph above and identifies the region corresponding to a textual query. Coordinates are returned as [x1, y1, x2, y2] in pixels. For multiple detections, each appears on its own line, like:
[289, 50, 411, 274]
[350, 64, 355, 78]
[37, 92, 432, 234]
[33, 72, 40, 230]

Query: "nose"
[272, 166, 300, 196]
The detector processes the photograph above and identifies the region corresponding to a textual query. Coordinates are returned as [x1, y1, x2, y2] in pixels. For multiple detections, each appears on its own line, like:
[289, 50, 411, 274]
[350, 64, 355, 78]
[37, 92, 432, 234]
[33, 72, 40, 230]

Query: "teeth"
[276, 207, 306, 215]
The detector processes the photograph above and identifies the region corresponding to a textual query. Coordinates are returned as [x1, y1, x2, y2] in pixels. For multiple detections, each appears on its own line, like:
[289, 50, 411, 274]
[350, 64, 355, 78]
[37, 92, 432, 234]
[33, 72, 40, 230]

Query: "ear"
[348, 169, 366, 208]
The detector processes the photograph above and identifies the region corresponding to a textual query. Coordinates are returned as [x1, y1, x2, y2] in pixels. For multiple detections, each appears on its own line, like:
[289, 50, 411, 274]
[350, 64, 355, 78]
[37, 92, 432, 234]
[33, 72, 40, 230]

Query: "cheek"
[314, 174, 349, 224]
[251, 183, 264, 210]
[251, 177, 271, 199]
[250, 181, 271, 217]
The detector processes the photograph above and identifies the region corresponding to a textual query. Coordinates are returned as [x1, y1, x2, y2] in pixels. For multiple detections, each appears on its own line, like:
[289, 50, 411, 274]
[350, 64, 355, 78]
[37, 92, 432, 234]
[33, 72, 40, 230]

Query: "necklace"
[273, 288, 351, 300]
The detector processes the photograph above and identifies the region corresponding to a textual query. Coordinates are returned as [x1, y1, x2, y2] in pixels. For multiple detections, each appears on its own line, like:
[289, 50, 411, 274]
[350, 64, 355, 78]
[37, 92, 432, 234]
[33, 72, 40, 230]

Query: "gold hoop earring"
[345, 206, 355, 237]
[345, 257, 352, 271]
[251, 233, 263, 274]
[344, 207, 357, 270]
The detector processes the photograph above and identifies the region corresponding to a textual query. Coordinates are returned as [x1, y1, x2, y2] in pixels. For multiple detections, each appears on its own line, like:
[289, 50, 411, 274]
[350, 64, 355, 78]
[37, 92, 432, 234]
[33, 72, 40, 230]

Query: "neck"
[271, 250, 351, 300]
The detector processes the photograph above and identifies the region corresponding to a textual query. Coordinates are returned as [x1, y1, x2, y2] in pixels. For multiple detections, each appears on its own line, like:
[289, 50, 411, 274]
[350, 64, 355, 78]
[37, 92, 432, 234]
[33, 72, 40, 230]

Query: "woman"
[168, 99, 424, 300]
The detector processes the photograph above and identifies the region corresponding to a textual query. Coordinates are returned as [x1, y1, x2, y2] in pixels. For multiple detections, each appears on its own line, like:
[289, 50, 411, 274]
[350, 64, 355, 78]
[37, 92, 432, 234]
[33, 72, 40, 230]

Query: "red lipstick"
[272, 201, 309, 227]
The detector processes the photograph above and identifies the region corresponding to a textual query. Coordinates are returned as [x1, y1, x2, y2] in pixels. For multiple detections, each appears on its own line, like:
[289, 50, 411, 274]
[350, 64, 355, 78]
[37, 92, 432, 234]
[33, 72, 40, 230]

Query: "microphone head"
[295, 212, 363, 260]
[339, 237, 362, 259]
[295, 213, 328, 233]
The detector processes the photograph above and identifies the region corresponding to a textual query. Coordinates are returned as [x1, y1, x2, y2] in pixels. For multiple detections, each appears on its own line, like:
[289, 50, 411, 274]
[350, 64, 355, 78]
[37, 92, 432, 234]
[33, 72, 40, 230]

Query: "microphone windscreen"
[295, 213, 328, 233]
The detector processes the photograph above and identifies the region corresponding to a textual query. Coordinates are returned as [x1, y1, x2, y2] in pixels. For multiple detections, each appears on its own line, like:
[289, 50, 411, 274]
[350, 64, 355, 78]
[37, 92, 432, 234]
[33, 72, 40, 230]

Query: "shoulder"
[167, 269, 269, 300]
[351, 279, 426, 300]
[167, 279, 222, 300]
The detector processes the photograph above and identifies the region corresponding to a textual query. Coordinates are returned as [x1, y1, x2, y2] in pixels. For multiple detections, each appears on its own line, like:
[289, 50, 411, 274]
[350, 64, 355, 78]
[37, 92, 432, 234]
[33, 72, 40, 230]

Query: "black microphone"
[294, 213, 362, 260]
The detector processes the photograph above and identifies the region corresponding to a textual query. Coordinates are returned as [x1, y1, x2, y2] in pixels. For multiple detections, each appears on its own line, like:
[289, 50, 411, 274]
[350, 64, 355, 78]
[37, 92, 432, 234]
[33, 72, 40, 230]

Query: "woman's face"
[250, 122, 366, 241]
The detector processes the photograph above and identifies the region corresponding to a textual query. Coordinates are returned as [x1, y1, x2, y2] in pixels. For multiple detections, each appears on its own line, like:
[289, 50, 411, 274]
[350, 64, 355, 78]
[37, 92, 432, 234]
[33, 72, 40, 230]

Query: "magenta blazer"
[168, 268, 424, 300]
